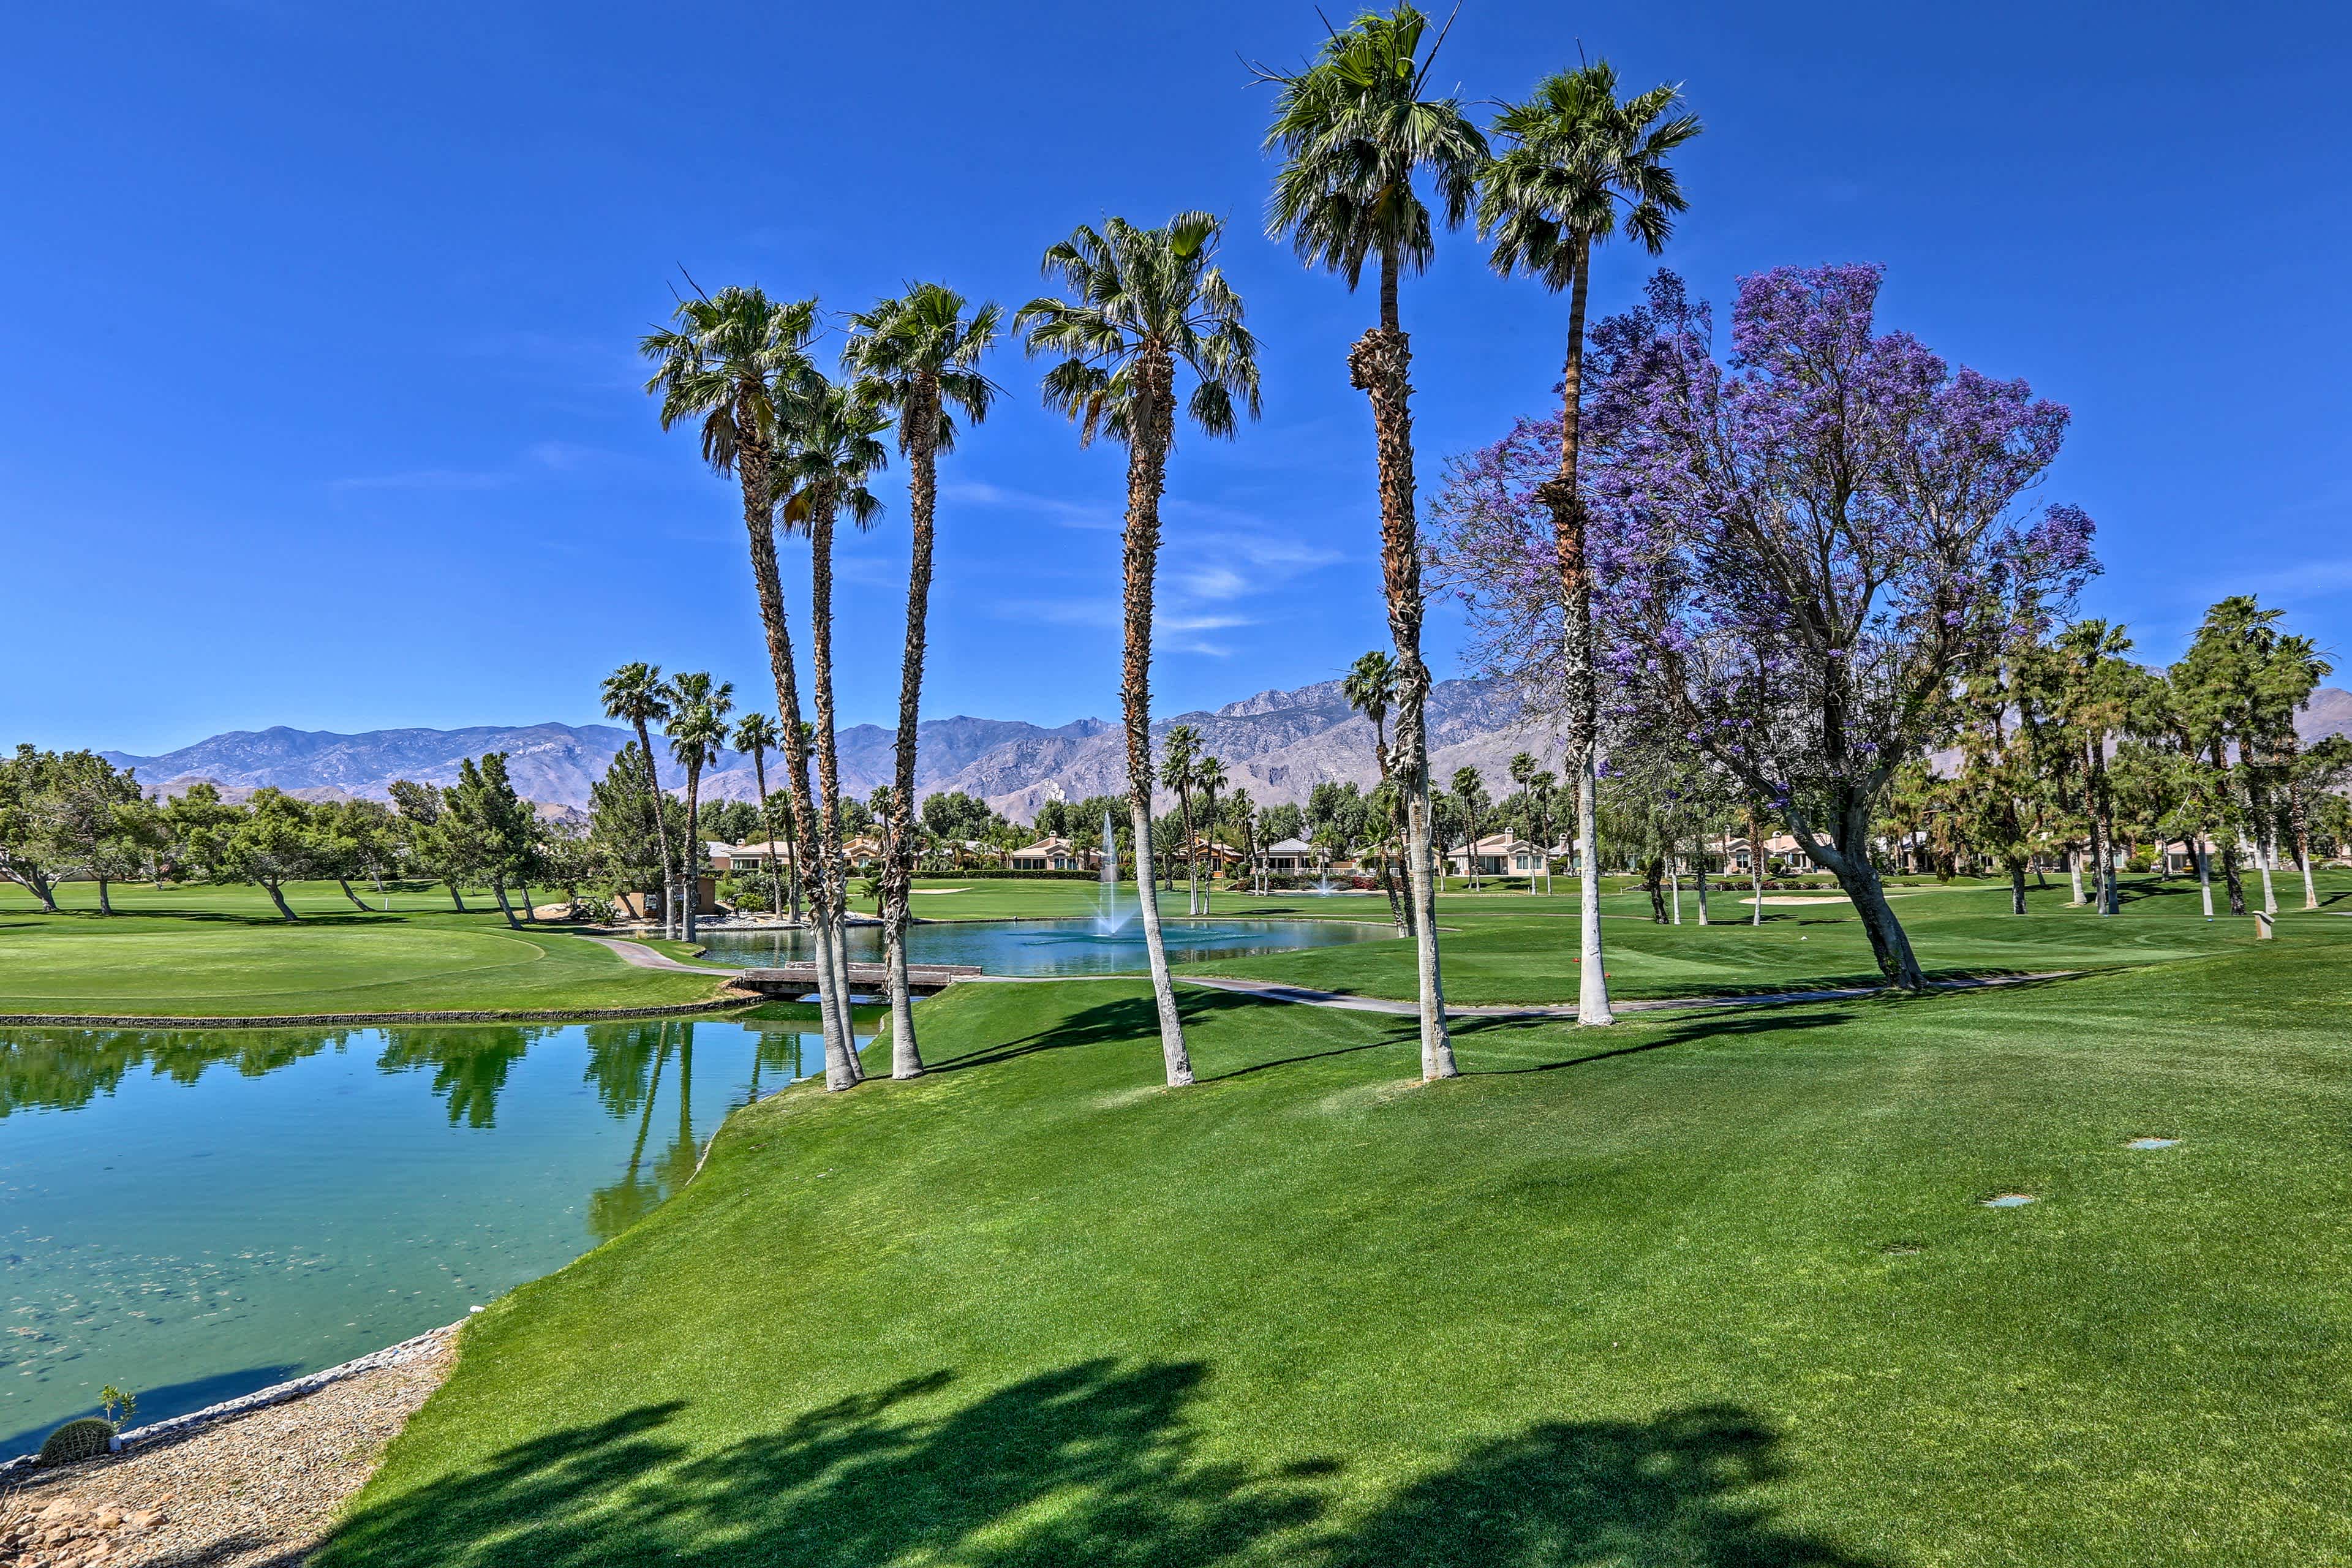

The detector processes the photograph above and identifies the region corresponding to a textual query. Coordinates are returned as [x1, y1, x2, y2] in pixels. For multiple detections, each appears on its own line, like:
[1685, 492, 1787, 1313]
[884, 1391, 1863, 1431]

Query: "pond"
[0, 1013, 859, 1459]
[696, 916, 1395, 979]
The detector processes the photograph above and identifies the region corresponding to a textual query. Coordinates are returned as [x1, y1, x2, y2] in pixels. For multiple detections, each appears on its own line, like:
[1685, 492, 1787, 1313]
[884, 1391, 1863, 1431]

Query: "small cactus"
[37, 1416, 116, 1466]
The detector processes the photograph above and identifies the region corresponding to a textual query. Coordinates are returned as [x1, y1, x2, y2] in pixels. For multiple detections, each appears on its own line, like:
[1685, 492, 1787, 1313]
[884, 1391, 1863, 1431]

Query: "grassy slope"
[323, 912, 2352, 1566]
[0, 881, 726, 1015]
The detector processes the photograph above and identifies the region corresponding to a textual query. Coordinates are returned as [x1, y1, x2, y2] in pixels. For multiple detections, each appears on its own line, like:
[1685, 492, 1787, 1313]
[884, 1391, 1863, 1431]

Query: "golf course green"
[285, 872, 2352, 1566]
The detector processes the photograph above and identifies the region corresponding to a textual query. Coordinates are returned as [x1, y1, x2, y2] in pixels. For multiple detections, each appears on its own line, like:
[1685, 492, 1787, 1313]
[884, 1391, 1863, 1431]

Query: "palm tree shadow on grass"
[310, 1362, 1881, 1568]
[926, 988, 1280, 1076]
[1455, 1006, 1855, 1075]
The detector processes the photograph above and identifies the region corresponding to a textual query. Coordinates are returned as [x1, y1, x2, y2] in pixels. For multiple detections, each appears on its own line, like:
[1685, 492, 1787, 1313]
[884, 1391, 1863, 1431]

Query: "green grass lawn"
[0, 880, 729, 1016]
[2, 868, 2330, 1017]
[1191, 872, 2352, 1003]
[320, 904, 2352, 1566]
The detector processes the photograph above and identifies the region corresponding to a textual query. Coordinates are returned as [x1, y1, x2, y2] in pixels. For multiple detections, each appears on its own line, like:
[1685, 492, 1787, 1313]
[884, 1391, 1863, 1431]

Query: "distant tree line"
[0, 745, 598, 925]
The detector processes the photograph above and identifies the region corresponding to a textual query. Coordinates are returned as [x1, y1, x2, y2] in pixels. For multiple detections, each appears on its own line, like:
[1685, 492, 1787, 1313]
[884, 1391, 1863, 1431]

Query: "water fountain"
[1092, 807, 1133, 935]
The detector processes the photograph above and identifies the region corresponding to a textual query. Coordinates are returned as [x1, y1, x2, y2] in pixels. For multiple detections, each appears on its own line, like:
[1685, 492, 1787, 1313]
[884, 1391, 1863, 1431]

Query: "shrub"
[908, 867, 1099, 881]
[718, 875, 769, 913]
[38, 1416, 116, 1466]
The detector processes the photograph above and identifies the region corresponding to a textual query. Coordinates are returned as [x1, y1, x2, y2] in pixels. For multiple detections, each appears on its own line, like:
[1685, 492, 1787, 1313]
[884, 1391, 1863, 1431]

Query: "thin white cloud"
[970, 495, 1346, 661]
[1189, 529, 1347, 571]
[941, 480, 1120, 531]
[1157, 614, 1254, 633]
[1172, 565, 1251, 602]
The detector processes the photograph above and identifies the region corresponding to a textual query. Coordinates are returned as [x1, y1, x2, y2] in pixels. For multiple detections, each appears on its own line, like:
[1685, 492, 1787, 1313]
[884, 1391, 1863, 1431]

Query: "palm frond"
[1477, 62, 1701, 284]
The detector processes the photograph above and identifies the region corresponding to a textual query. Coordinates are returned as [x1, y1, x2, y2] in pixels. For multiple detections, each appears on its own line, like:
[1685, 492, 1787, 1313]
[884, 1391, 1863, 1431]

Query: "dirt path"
[576, 935, 743, 976]
[0, 1329, 456, 1567]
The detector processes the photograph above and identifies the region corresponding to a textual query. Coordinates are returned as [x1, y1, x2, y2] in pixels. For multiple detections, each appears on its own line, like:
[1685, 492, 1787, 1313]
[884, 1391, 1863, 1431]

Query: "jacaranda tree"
[1581, 265, 2098, 987]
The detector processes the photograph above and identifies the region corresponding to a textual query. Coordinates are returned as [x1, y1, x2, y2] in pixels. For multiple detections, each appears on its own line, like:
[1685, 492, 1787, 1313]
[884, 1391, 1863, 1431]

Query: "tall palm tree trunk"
[1199, 785, 1218, 914]
[628, 716, 674, 935]
[1121, 349, 1192, 1086]
[883, 391, 940, 1079]
[809, 486, 859, 1074]
[1543, 243, 1614, 1025]
[736, 409, 859, 1090]
[1178, 782, 1197, 916]
[1349, 255, 1453, 1079]
[749, 745, 786, 921]
[1371, 728, 1410, 935]
[681, 761, 704, 942]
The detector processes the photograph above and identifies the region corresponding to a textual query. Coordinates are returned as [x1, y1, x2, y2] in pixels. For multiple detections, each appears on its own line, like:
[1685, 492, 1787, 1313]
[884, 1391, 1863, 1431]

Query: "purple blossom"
[1429, 262, 2101, 982]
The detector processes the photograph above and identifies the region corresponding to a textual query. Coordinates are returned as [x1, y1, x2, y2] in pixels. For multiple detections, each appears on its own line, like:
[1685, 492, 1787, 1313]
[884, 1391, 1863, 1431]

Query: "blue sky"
[5, 1, 2348, 754]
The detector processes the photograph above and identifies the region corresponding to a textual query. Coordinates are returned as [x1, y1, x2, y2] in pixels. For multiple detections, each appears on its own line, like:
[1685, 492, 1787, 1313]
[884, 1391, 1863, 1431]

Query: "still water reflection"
[0, 1014, 857, 1458]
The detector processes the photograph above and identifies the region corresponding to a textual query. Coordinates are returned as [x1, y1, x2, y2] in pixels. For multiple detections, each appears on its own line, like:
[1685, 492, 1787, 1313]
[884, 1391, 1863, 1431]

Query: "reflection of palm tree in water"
[588, 1022, 673, 1242]
[657, 1025, 699, 1192]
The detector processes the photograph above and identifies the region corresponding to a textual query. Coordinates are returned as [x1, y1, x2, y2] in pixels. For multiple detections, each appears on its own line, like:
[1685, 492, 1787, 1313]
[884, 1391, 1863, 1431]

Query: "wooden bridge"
[729, 962, 984, 998]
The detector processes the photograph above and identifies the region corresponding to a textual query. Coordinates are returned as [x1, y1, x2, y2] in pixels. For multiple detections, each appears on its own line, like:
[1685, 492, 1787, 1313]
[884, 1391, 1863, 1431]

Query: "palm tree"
[1260, 3, 1482, 1082]
[1480, 61, 1701, 1026]
[665, 673, 733, 944]
[777, 374, 892, 1075]
[1344, 650, 1411, 934]
[642, 286, 861, 1091]
[600, 663, 676, 933]
[1162, 723, 1203, 914]
[843, 284, 1000, 1080]
[1017, 212, 1261, 1088]
[1193, 754, 1227, 914]
[1507, 752, 1539, 886]
[1452, 766, 1490, 890]
[729, 711, 788, 918]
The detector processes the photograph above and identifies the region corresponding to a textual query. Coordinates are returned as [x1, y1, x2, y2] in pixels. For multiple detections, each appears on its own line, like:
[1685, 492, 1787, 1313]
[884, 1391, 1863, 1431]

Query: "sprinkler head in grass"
[2124, 1137, 2179, 1150]
[1879, 1242, 1924, 1256]
[1981, 1193, 2036, 1208]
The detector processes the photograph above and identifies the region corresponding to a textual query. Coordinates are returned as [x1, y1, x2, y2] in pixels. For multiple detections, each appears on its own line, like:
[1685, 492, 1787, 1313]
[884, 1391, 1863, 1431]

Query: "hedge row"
[911, 867, 1102, 882]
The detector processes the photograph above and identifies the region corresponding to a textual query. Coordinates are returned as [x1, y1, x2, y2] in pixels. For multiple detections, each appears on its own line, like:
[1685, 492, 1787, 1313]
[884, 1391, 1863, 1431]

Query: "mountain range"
[100, 677, 1542, 821]
[101, 680, 2352, 823]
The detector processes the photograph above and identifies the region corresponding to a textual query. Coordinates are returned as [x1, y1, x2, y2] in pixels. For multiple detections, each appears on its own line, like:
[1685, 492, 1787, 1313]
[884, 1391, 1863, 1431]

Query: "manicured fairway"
[2, 870, 2335, 1016]
[0, 882, 726, 1016]
[1191, 872, 2352, 1003]
[320, 913, 2352, 1566]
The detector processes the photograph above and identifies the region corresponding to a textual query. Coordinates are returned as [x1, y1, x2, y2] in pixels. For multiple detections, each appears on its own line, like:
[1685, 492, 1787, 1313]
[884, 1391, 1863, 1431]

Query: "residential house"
[1720, 832, 1816, 874]
[1261, 837, 1318, 875]
[711, 839, 794, 875]
[1009, 836, 1096, 872]
[1177, 837, 1245, 873]
[1446, 832, 1550, 879]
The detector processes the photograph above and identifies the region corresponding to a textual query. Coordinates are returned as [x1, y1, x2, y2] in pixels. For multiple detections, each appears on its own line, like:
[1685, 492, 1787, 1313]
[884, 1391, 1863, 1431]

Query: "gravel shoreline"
[0, 1326, 458, 1566]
